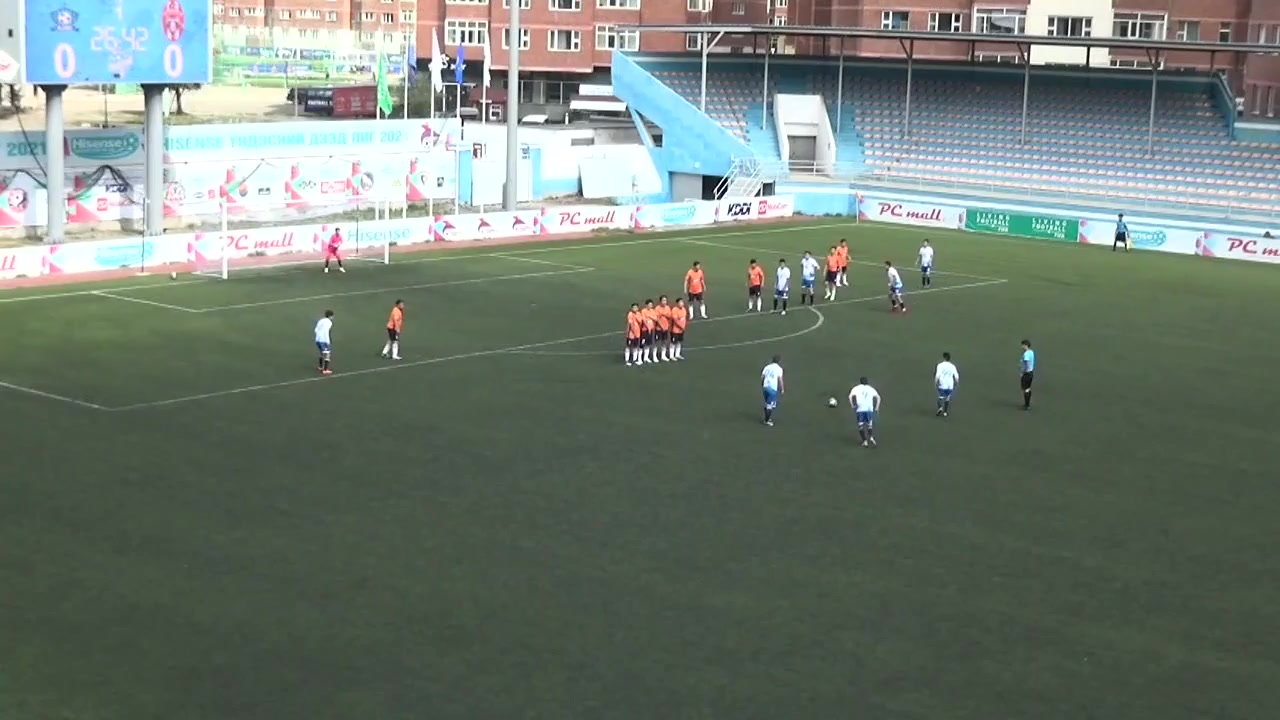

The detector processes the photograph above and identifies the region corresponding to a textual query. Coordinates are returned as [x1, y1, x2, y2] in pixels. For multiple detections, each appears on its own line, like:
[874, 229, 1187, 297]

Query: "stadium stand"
[635, 60, 1280, 212]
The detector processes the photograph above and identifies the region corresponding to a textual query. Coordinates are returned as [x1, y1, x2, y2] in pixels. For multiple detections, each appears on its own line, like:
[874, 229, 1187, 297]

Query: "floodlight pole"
[1147, 49, 1161, 158]
[835, 37, 845, 134]
[503, 0, 521, 210]
[761, 35, 770, 129]
[43, 85, 66, 244]
[699, 31, 724, 112]
[1018, 43, 1031, 145]
[899, 39, 914, 139]
[143, 85, 166, 240]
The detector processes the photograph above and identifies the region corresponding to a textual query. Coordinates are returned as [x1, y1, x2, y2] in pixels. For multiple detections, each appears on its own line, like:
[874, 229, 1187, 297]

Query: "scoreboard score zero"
[22, 0, 212, 85]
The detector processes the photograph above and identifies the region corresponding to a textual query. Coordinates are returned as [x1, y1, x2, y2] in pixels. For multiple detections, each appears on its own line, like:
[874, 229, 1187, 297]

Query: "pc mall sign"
[857, 194, 966, 229]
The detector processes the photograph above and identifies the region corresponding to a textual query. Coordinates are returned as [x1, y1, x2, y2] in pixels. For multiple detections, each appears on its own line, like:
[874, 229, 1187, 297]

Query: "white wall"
[1027, 0, 1113, 67]
[464, 124, 658, 201]
[774, 94, 836, 173]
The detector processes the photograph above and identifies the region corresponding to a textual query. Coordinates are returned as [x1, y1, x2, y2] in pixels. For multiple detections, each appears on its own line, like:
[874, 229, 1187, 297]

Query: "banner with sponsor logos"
[856, 194, 966, 228]
[965, 207, 1078, 242]
[632, 201, 718, 230]
[1, 197, 795, 277]
[0, 246, 46, 280]
[1197, 232, 1280, 263]
[0, 119, 464, 229]
[1076, 217, 1200, 255]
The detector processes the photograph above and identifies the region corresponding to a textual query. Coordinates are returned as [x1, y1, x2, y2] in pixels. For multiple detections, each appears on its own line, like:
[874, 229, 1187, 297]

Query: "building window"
[881, 11, 908, 31]
[213, 3, 224, 15]
[401, 11, 414, 21]
[278, 9, 291, 19]
[1110, 58, 1163, 70]
[685, 33, 703, 51]
[974, 53, 1019, 64]
[771, 14, 786, 26]
[1175, 21, 1199, 42]
[597, 0, 640, 7]
[449, 0, 489, 4]
[502, 27, 531, 50]
[774, 0, 787, 7]
[548, 29, 582, 51]
[731, 1, 744, 14]
[1218, 22, 1231, 43]
[974, 8, 1025, 35]
[382, 13, 394, 23]
[1114, 12, 1166, 40]
[1047, 16, 1091, 38]
[228, 7, 240, 16]
[596, 25, 640, 51]
[503, 0, 532, 7]
[445, 20, 488, 46]
[928, 12, 962, 33]
[361, 11, 376, 21]
[550, 0, 582, 10]
[687, 0, 708, 11]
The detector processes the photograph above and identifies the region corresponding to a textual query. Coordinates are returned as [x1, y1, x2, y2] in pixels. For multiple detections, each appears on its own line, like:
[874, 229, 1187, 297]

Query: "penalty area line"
[190, 267, 597, 312]
[0, 379, 109, 410]
[93, 291, 203, 313]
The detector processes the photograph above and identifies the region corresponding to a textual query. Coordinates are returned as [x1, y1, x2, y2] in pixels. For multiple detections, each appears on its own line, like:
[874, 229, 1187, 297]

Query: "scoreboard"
[23, 0, 211, 85]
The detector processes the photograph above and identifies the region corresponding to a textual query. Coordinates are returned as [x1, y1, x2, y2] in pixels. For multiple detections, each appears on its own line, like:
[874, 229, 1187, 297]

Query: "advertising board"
[965, 207, 1078, 242]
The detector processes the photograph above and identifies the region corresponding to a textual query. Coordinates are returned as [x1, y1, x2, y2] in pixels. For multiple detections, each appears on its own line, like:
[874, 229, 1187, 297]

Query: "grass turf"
[1, 220, 1277, 719]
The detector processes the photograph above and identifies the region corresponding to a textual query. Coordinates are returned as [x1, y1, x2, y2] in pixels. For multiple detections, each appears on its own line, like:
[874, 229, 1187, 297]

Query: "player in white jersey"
[934, 351, 960, 417]
[884, 261, 907, 313]
[314, 309, 335, 375]
[761, 354, 785, 426]
[773, 258, 791, 315]
[917, 240, 935, 288]
[847, 377, 881, 447]
[799, 251, 821, 306]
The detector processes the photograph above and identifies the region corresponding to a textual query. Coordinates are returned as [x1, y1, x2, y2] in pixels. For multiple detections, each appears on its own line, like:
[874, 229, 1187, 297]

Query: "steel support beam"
[1147, 49, 1162, 157]
[899, 39, 914, 139]
[1019, 44, 1031, 145]
[835, 37, 845, 133]
[699, 31, 725, 112]
[762, 36, 770, 129]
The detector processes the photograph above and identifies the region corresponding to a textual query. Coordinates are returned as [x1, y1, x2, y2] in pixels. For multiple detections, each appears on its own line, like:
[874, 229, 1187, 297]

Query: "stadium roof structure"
[622, 24, 1274, 155]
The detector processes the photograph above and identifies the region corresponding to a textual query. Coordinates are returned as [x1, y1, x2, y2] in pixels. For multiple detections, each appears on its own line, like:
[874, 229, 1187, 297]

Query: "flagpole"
[403, 32, 410, 120]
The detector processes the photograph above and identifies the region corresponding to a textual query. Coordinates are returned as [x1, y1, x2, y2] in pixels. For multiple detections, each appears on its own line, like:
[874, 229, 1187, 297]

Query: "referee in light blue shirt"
[1019, 339, 1036, 410]
[1113, 213, 1130, 253]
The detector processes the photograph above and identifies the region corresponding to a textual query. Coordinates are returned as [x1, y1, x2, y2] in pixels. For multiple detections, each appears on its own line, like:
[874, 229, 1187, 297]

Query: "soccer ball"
[827, 397, 838, 408]
[169, 271, 178, 280]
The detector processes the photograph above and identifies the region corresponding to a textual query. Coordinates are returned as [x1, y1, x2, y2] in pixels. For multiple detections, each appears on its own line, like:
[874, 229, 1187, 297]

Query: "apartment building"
[214, 0, 418, 51]
[215, 0, 1280, 117]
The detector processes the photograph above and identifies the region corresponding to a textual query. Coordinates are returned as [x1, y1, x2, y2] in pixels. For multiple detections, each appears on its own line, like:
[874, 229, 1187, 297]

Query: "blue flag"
[455, 44, 465, 86]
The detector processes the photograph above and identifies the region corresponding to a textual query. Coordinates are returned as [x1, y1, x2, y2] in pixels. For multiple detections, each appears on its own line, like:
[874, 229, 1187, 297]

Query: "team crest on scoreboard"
[51, 7, 79, 32]
[162, 0, 187, 42]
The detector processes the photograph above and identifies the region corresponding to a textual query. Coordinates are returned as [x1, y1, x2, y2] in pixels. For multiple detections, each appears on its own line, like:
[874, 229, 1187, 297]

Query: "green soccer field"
[2, 220, 1277, 719]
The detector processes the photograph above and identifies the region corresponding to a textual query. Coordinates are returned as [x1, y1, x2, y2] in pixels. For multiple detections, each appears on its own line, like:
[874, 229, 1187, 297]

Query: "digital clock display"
[23, 0, 211, 85]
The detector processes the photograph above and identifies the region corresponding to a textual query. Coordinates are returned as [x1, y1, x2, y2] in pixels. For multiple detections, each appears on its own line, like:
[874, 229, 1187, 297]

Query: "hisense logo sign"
[70, 135, 141, 162]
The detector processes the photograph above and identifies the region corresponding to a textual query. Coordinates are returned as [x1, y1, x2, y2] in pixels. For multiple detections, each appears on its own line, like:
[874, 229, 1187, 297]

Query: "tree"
[168, 84, 202, 115]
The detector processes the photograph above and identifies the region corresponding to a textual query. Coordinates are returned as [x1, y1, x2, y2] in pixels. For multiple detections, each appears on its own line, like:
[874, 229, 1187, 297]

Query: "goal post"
[191, 198, 395, 279]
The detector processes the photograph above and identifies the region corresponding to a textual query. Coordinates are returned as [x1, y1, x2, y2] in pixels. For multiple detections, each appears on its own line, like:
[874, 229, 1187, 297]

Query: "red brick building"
[216, 0, 1280, 116]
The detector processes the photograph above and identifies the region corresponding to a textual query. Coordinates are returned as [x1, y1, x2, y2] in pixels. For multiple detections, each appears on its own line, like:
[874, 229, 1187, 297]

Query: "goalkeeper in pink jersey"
[323, 227, 345, 273]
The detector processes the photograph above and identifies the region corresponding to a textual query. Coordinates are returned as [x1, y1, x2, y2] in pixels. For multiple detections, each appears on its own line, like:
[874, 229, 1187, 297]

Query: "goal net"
[191, 199, 397, 280]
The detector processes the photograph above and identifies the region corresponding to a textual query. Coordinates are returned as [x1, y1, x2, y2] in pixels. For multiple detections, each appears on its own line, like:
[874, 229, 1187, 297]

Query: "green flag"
[376, 52, 394, 117]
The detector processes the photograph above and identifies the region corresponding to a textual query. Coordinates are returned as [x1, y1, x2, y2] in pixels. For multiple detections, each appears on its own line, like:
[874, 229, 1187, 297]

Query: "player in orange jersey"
[746, 259, 766, 312]
[836, 239, 851, 287]
[684, 261, 708, 319]
[669, 298, 688, 361]
[639, 299, 659, 364]
[824, 246, 841, 301]
[654, 295, 674, 362]
[380, 299, 405, 360]
[624, 303, 643, 366]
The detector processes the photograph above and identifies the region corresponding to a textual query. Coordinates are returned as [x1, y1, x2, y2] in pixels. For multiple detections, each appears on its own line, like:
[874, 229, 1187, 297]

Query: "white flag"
[482, 31, 492, 88]
[429, 29, 445, 92]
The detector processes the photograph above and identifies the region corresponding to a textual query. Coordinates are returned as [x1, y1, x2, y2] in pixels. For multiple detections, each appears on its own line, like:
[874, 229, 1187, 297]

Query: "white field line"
[93, 291, 203, 313]
[490, 253, 594, 271]
[0, 222, 857, 307]
[191, 267, 595, 313]
[0, 379, 109, 410]
[685, 239, 1009, 282]
[107, 278, 1006, 412]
